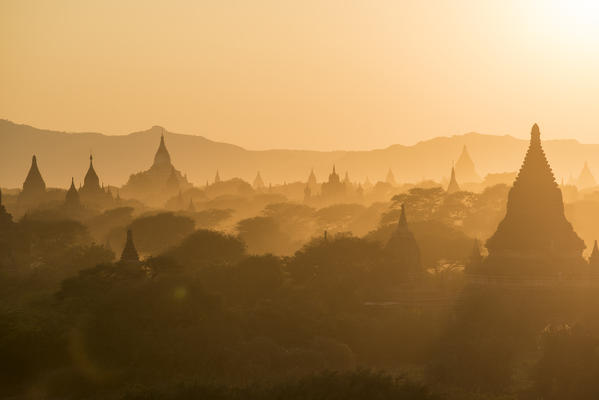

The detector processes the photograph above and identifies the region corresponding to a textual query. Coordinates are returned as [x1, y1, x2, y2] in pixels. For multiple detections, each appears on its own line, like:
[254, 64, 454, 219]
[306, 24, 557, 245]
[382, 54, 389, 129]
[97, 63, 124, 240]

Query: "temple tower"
[253, 172, 265, 190]
[386, 168, 397, 186]
[18, 155, 46, 209]
[455, 145, 481, 183]
[385, 204, 422, 274]
[446, 165, 461, 194]
[485, 124, 585, 273]
[120, 229, 140, 264]
[64, 177, 81, 209]
[576, 161, 596, 189]
[152, 132, 172, 170]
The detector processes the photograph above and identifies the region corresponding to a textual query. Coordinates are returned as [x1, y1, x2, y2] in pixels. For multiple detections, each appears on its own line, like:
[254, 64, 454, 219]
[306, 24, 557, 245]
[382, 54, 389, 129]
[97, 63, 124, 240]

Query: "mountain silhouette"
[1, 119, 597, 189]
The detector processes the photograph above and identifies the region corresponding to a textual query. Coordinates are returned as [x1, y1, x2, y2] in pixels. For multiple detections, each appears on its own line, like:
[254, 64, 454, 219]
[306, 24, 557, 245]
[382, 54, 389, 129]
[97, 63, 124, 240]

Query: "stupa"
[484, 124, 585, 274]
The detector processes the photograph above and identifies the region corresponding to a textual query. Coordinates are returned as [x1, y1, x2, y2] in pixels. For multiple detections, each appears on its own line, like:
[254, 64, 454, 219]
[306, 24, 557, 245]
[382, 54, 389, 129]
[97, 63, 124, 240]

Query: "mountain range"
[1, 119, 597, 189]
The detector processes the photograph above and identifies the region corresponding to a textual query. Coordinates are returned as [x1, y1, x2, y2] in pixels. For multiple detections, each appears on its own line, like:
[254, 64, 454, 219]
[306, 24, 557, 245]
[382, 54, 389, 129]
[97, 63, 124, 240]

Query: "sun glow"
[534, 0, 599, 44]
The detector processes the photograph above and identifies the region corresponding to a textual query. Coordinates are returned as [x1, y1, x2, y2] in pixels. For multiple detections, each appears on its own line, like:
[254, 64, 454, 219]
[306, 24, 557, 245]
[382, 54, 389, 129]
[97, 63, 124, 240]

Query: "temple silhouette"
[483, 124, 586, 274]
[79, 155, 113, 208]
[18, 155, 46, 210]
[320, 165, 346, 202]
[446, 165, 461, 194]
[120, 229, 140, 264]
[120, 129, 191, 204]
[576, 161, 596, 189]
[385, 204, 422, 275]
[454, 145, 481, 183]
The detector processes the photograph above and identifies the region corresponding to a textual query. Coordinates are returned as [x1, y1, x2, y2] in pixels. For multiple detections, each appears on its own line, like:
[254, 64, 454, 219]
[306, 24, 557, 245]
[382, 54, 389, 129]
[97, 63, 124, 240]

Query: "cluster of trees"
[5, 183, 599, 399]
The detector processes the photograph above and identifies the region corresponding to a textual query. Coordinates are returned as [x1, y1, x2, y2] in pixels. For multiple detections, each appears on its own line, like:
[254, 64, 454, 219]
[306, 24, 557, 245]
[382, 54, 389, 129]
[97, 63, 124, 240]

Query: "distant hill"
[1, 119, 598, 189]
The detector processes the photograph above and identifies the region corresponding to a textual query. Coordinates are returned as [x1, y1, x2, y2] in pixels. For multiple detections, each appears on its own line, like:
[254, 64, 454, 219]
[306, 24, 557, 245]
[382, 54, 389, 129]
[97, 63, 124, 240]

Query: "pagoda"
[446, 166, 461, 194]
[79, 155, 112, 207]
[386, 168, 397, 186]
[385, 204, 422, 275]
[120, 229, 140, 264]
[321, 165, 346, 201]
[455, 145, 481, 182]
[120, 128, 191, 204]
[253, 171, 265, 190]
[484, 124, 585, 274]
[64, 177, 81, 209]
[18, 155, 46, 210]
[576, 161, 596, 189]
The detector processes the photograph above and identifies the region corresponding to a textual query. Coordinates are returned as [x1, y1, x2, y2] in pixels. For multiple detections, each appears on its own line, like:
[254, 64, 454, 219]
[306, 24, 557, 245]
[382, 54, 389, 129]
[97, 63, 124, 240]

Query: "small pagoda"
[446, 166, 461, 194]
[120, 229, 140, 264]
[18, 155, 47, 211]
[385, 204, 422, 275]
[484, 124, 586, 274]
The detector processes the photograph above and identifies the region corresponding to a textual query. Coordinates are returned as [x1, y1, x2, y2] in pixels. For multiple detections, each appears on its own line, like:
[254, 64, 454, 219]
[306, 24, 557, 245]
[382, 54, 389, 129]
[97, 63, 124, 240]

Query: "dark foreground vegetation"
[3, 182, 599, 399]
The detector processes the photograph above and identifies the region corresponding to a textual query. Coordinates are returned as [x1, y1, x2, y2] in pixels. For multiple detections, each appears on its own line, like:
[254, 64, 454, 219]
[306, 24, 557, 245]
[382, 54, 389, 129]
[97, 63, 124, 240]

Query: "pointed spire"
[577, 161, 596, 189]
[120, 229, 140, 263]
[82, 153, 100, 191]
[386, 168, 397, 186]
[455, 145, 481, 182]
[386, 203, 421, 273]
[65, 177, 81, 208]
[590, 240, 599, 267]
[308, 168, 317, 185]
[214, 170, 221, 184]
[446, 165, 461, 194]
[21, 154, 46, 196]
[485, 124, 585, 271]
[152, 128, 172, 169]
[253, 171, 265, 189]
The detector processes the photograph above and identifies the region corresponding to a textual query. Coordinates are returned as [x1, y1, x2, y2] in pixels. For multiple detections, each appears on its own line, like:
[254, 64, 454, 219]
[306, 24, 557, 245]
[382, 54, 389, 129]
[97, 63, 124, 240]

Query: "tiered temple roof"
[485, 124, 585, 273]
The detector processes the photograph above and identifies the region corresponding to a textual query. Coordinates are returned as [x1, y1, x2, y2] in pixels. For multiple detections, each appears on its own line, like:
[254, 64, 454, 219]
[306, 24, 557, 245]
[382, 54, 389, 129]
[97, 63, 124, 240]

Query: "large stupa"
[120, 129, 191, 204]
[484, 124, 585, 274]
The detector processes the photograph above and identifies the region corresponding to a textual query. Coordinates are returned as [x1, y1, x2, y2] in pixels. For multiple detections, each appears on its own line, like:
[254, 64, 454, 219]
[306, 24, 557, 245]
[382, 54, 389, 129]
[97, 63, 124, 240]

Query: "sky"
[1, 0, 599, 150]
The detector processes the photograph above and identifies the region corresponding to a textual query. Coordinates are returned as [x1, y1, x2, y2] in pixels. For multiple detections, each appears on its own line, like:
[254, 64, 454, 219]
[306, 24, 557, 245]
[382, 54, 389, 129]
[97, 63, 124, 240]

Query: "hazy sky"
[2, 0, 599, 150]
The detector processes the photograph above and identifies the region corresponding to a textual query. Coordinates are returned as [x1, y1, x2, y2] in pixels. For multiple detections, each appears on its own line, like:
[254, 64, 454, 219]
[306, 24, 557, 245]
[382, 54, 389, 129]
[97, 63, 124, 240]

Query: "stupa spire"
[65, 177, 81, 208]
[23, 155, 46, 193]
[83, 153, 100, 190]
[446, 164, 461, 194]
[120, 229, 140, 263]
[152, 128, 172, 169]
[455, 145, 481, 182]
[485, 124, 585, 272]
[385, 203, 422, 274]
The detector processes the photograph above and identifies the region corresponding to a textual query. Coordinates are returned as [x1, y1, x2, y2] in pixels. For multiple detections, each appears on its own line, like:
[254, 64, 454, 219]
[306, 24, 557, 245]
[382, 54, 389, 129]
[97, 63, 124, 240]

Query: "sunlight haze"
[1, 0, 599, 149]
